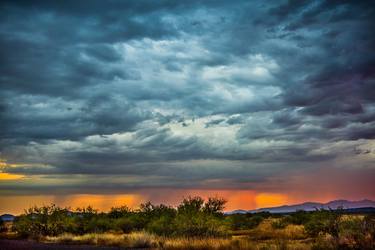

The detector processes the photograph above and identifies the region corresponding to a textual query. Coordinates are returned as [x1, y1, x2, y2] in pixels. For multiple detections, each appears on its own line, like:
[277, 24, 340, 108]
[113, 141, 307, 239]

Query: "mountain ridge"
[227, 199, 375, 214]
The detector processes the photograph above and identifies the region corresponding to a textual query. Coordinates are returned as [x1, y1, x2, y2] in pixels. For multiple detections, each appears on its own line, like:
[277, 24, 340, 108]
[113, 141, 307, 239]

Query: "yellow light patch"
[255, 193, 288, 208]
[65, 194, 144, 211]
[0, 172, 24, 180]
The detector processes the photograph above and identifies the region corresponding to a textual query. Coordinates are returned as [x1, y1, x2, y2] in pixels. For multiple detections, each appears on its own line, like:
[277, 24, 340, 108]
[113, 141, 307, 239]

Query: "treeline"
[13, 196, 270, 238]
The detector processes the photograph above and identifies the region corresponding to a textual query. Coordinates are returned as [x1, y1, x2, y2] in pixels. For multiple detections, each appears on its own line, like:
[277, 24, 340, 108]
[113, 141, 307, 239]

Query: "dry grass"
[244, 219, 307, 241]
[3, 217, 318, 249]
[42, 218, 313, 249]
[44, 231, 313, 250]
[341, 214, 364, 221]
[45, 232, 159, 248]
[162, 236, 311, 250]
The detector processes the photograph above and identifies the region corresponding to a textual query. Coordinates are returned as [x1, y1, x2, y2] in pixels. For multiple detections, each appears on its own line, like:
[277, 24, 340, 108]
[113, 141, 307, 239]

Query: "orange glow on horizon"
[0, 191, 260, 214]
[0, 194, 144, 215]
[66, 194, 143, 211]
[1, 187, 373, 215]
[255, 193, 289, 208]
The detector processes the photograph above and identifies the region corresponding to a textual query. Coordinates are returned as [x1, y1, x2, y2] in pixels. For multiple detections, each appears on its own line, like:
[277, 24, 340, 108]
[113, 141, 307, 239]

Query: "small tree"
[174, 196, 228, 237]
[178, 196, 204, 215]
[108, 205, 131, 219]
[203, 197, 227, 216]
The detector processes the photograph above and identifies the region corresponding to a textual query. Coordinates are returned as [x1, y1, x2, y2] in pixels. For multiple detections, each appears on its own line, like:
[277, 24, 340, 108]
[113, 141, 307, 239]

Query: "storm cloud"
[0, 0, 374, 198]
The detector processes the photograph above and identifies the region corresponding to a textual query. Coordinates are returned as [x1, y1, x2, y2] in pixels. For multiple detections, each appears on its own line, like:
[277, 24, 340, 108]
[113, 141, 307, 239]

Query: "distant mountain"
[226, 209, 248, 215]
[1, 214, 15, 222]
[227, 199, 375, 214]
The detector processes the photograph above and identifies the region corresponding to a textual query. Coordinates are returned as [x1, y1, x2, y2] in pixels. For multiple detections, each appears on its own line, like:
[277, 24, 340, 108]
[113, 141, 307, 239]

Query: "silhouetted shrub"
[203, 197, 227, 216]
[108, 205, 131, 219]
[0, 218, 7, 233]
[226, 213, 265, 230]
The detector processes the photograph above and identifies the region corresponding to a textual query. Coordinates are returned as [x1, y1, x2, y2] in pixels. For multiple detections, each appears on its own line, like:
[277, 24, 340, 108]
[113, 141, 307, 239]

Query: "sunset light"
[0, 1, 374, 248]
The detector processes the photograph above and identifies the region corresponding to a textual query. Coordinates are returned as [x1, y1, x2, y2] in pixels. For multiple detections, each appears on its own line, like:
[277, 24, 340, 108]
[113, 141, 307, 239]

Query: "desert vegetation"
[1, 196, 374, 249]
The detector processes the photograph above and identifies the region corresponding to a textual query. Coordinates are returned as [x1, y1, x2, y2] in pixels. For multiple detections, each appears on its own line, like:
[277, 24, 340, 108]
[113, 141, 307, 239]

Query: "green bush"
[174, 212, 226, 237]
[70, 206, 98, 235]
[172, 196, 228, 237]
[147, 215, 176, 235]
[304, 209, 341, 238]
[108, 205, 131, 219]
[226, 214, 265, 230]
[338, 216, 375, 249]
[286, 210, 311, 225]
[12, 204, 73, 237]
[271, 219, 289, 229]
[86, 216, 114, 233]
[115, 215, 142, 233]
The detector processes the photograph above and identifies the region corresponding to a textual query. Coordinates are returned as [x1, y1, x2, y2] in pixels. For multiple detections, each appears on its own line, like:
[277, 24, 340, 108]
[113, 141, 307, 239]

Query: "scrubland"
[1, 196, 374, 249]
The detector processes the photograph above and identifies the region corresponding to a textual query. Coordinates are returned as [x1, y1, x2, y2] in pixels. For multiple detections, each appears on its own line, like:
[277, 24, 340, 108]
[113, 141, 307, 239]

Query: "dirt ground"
[0, 240, 126, 250]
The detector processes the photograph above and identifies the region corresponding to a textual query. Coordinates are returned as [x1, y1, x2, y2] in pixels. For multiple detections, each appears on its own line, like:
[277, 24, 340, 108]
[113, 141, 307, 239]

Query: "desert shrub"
[305, 219, 327, 238]
[172, 196, 228, 237]
[70, 206, 99, 234]
[115, 215, 142, 233]
[227, 213, 265, 230]
[12, 215, 32, 237]
[177, 196, 205, 215]
[12, 204, 73, 237]
[338, 215, 375, 249]
[0, 219, 6, 232]
[257, 211, 272, 219]
[124, 202, 177, 233]
[108, 205, 131, 219]
[271, 219, 289, 229]
[363, 214, 375, 239]
[147, 215, 176, 236]
[86, 216, 114, 233]
[12, 196, 231, 238]
[174, 212, 227, 237]
[141, 203, 176, 224]
[304, 209, 341, 238]
[286, 210, 311, 225]
[270, 211, 311, 231]
[116, 205, 177, 234]
[362, 214, 375, 249]
[311, 235, 338, 250]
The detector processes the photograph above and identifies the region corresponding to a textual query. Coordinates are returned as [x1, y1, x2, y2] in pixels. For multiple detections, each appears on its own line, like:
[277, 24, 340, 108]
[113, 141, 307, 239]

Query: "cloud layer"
[0, 0, 374, 203]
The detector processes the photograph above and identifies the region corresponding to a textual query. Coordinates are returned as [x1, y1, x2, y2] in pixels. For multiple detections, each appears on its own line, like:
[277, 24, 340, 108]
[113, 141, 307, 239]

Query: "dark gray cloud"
[0, 0, 374, 195]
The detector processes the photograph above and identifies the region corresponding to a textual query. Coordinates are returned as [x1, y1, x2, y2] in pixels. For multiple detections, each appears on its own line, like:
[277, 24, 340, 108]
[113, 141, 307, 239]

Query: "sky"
[0, 0, 374, 214]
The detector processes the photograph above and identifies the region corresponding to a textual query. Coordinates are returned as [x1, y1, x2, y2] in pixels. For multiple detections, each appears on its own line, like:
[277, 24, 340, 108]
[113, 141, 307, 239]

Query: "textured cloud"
[0, 0, 374, 201]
